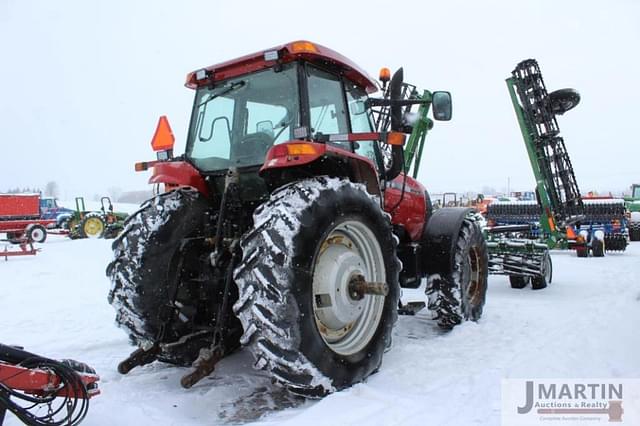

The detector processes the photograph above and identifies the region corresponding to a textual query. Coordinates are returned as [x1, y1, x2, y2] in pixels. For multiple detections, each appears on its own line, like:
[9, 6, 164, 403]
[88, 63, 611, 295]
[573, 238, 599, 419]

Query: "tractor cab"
[141, 41, 450, 205]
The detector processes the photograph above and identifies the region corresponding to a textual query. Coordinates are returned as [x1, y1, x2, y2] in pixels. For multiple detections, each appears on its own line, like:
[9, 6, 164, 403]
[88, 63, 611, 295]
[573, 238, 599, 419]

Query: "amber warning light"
[379, 67, 391, 83]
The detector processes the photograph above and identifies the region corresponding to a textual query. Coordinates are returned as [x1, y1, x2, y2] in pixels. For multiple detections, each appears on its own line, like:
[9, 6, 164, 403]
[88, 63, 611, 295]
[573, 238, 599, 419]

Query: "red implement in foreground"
[0, 343, 99, 426]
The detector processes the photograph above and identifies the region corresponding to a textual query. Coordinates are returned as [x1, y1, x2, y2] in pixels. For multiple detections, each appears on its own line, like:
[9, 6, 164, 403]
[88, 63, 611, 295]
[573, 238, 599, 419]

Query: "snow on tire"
[107, 188, 218, 365]
[426, 215, 488, 329]
[233, 177, 400, 397]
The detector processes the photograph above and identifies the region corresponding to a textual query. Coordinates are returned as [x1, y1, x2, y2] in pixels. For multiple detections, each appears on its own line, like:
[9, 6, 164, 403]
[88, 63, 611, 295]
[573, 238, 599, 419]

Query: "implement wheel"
[509, 276, 530, 289]
[591, 238, 605, 258]
[26, 224, 47, 243]
[531, 251, 552, 290]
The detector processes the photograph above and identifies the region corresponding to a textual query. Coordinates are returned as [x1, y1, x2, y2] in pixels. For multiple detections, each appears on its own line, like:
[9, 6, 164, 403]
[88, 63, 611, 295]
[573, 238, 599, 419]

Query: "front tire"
[426, 216, 488, 329]
[233, 177, 400, 397]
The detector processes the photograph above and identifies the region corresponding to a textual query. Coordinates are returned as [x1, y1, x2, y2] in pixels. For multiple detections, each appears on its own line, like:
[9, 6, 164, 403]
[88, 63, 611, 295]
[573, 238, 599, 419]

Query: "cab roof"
[185, 40, 379, 94]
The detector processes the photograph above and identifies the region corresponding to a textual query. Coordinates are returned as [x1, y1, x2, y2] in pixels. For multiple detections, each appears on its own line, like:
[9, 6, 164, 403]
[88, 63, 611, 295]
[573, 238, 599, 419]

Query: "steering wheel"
[233, 132, 274, 161]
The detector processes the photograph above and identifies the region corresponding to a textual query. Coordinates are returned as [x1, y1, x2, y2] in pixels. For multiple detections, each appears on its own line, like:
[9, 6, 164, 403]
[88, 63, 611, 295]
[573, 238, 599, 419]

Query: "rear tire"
[509, 276, 529, 289]
[107, 188, 241, 366]
[629, 223, 640, 242]
[234, 177, 400, 397]
[81, 212, 106, 238]
[425, 215, 488, 329]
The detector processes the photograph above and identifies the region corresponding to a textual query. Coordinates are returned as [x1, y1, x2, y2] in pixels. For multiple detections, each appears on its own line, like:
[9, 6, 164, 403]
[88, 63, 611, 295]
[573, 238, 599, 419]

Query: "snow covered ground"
[1, 235, 639, 425]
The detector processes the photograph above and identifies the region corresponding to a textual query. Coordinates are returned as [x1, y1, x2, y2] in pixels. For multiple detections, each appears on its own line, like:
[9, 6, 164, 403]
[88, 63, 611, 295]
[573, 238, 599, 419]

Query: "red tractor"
[107, 41, 488, 396]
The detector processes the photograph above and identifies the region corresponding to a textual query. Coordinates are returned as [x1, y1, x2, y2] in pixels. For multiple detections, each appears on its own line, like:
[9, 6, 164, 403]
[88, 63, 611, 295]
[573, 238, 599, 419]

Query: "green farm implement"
[625, 184, 640, 241]
[67, 197, 127, 239]
[486, 59, 628, 289]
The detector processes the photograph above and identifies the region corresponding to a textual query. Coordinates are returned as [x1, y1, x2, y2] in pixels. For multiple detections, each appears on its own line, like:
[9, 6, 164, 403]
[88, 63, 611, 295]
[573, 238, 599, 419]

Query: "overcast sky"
[1, 0, 638, 199]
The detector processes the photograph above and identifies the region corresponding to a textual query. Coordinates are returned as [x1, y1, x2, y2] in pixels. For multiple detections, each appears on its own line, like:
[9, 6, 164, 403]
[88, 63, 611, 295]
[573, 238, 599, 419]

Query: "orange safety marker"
[151, 115, 175, 152]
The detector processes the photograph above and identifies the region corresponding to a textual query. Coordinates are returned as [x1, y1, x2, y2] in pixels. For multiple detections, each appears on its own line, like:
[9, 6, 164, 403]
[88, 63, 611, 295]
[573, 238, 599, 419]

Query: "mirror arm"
[367, 98, 430, 108]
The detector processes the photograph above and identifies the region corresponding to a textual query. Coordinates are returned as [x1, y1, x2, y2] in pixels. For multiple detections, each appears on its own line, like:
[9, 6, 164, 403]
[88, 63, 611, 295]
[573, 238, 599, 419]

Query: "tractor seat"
[232, 132, 274, 163]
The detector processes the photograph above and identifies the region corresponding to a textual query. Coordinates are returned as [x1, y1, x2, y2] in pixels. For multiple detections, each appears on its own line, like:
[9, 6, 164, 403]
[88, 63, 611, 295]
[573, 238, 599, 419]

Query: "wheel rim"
[30, 228, 45, 242]
[84, 217, 104, 237]
[464, 246, 484, 308]
[312, 220, 386, 356]
[542, 254, 551, 282]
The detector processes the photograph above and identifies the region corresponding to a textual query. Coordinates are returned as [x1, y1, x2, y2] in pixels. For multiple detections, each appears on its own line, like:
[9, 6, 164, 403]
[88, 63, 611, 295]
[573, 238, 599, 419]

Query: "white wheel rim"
[312, 220, 386, 356]
[543, 254, 551, 282]
[31, 228, 44, 242]
[463, 246, 483, 309]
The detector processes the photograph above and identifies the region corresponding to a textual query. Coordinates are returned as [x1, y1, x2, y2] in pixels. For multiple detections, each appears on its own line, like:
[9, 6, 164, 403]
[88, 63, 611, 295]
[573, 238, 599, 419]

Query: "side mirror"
[351, 100, 367, 115]
[256, 120, 275, 137]
[432, 91, 452, 121]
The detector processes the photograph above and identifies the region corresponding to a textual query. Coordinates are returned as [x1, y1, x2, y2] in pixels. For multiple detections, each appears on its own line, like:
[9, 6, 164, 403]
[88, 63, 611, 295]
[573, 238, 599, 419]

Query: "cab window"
[346, 81, 380, 166]
[306, 66, 349, 140]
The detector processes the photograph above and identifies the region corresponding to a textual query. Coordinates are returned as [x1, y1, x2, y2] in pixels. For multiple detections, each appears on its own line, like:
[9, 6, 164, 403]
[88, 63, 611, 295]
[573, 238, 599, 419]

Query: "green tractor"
[67, 197, 128, 239]
[625, 184, 640, 241]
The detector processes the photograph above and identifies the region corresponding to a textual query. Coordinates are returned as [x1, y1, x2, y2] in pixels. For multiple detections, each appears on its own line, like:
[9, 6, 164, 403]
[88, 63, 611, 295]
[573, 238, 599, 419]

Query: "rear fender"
[422, 207, 474, 275]
[384, 175, 427, 241]
[149, 161, 208, 196]
[261, 141, 381, 197]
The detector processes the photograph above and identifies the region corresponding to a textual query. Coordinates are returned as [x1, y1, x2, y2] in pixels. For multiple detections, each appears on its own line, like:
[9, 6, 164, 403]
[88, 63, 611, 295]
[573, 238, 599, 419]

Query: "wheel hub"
[84, 217, 104, 237]
[312, 221, 386, 356]
[314, 243, 366, 329]
[465, 246, 483, 307]
[31, 228, 44, 241]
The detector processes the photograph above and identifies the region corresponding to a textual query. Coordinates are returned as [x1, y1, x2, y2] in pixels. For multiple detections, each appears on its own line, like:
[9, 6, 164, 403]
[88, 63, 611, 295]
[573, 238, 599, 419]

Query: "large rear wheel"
[107, 188, 241, 365]
[81, 212, 106, 238]
[234, 177, 400, 396]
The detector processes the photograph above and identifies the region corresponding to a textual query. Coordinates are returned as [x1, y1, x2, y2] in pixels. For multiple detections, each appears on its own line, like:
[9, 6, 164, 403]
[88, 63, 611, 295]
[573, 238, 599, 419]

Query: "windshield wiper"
[198, 80, 246, 107]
